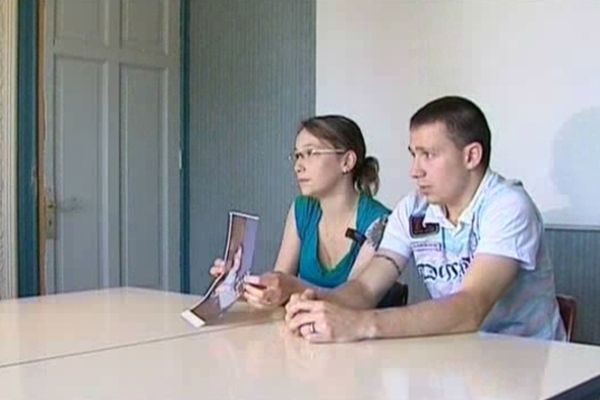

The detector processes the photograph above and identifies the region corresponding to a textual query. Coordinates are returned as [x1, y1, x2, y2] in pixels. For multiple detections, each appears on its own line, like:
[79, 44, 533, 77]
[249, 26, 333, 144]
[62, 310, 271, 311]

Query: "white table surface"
[1, 302, 599, 400]
[0, 287, 278, 368]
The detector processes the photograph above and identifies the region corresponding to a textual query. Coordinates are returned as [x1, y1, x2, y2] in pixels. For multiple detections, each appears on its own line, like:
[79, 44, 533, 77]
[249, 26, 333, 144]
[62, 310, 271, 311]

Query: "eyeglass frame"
[288, 148, 347, 163]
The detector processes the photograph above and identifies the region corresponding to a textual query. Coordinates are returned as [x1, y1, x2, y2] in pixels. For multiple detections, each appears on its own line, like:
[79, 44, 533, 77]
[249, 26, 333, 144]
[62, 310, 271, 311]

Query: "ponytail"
[354, 156, 380, 197]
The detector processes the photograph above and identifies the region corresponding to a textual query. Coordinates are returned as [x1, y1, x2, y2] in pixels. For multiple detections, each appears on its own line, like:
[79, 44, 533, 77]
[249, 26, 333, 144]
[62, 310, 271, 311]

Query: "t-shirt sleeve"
[364, 216, 388, 250]
[378, 196, 413, 260]
[475, 188, 542, 270]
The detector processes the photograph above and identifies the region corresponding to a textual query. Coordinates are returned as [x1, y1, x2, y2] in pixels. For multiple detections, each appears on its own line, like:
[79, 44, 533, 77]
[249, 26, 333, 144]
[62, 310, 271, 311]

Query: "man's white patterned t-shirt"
[378, 170, 566, 340]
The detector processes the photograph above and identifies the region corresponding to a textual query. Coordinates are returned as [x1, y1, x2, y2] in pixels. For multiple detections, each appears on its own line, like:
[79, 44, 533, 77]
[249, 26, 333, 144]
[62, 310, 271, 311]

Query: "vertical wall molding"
[180, 0, 190, 293]
[0, 0, 19, 298]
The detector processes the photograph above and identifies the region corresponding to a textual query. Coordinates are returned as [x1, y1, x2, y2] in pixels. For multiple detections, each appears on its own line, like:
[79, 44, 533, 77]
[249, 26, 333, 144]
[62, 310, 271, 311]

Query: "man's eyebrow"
[408, 146, 429, 152]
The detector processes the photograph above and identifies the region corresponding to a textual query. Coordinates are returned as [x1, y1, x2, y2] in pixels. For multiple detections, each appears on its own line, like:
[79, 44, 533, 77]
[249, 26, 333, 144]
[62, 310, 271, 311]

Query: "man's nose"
[410, 158, 424, 179]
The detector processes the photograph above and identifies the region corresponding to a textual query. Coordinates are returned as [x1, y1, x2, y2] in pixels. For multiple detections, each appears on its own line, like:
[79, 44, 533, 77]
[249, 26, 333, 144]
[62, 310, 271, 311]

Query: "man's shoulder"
[478, 172, 542, 223]
[482, 174, 535, 208]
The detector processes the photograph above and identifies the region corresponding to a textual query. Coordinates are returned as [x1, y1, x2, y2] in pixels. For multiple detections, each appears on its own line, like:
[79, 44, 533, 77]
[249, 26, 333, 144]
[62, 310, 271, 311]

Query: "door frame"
[0, 0, 19, 299]
[17, 0, 39, 297]
[17, 0, 192, 296]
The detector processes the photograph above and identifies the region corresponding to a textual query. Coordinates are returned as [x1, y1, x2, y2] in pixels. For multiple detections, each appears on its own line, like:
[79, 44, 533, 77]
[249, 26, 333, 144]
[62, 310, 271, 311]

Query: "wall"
[316, 0, 600, 228]
[188, 0, 315, 292]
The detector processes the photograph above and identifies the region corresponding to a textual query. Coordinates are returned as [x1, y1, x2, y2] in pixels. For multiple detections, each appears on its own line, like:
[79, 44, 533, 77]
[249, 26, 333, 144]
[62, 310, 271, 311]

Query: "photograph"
[181, 211, 259, 327]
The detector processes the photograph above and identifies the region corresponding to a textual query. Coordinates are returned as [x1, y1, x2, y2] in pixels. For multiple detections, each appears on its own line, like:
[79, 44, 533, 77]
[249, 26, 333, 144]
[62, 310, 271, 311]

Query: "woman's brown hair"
[299, 115, 380, 197]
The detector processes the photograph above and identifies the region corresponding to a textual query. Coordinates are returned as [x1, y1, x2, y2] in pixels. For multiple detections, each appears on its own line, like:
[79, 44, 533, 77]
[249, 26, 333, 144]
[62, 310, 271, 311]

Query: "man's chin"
[422, 194, 441, 204]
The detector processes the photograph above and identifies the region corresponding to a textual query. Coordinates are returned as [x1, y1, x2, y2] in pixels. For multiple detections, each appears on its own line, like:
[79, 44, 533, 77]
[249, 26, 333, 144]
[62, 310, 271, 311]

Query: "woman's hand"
[210, 247, 244, 296]
[209, 258, 227, 278]
[243, 272, 297, 309]
[210, 245, 243, 276]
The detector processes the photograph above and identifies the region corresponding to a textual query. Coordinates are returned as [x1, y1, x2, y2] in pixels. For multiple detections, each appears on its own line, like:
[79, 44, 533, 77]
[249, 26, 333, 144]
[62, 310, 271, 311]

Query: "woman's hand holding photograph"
[243, 272, 299, 309]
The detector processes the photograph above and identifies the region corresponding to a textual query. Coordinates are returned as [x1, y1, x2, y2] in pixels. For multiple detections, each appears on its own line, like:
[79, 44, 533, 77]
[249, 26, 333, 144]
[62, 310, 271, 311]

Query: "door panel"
[120, 66, 163, 287]
[54, 57, 106, 291]
[55, 0, 108, 46]
[44, 0, 180, 293]
[121, 0, 166, 54]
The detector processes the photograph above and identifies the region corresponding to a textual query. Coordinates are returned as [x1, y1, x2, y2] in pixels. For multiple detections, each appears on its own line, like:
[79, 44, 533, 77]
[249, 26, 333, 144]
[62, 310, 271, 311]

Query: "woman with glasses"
[211, 115, 390, 309]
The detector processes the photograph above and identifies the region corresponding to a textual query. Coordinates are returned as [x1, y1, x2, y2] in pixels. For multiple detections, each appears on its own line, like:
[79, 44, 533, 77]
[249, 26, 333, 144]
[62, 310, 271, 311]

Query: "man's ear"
[464, 142, 483, 170]
[342, 150, 358, 173]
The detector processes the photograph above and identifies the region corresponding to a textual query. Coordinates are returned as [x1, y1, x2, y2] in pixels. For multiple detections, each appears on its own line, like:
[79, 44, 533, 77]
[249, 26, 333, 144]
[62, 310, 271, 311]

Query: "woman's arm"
[348, 241, 376, 280]
[244, 204, 311, 308]
[348, 216, 388, 280]
[271, 204, 301, 275]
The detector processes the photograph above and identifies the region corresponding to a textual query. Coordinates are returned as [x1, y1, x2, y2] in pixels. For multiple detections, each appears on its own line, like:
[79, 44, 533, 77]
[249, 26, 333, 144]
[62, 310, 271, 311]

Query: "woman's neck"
[319, 185, 360, 224]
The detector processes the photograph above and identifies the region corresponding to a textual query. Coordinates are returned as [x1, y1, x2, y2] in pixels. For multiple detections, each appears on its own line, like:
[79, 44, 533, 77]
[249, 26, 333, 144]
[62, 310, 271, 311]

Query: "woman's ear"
[464, 142, 483, 170]
[342, 150, 358, 174]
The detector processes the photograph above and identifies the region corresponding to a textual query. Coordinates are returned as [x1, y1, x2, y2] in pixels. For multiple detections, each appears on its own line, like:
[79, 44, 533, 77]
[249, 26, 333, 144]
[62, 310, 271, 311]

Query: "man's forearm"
[316, 280, 378, 309]
[361, 291, 484, 339]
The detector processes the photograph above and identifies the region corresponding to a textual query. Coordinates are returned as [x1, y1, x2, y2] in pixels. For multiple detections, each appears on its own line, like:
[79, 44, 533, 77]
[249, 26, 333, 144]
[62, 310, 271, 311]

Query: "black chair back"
[377, 282, 408, 308]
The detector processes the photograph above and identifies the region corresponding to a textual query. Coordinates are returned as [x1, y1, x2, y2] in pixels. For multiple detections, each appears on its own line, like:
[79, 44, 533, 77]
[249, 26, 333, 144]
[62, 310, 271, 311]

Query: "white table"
[0, 287, 277, 368]
[1, 288, 599, 399]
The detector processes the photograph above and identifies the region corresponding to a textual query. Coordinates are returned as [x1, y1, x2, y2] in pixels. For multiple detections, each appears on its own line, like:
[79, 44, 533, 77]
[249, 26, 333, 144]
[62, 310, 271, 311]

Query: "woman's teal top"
[294, 195, 390, 288]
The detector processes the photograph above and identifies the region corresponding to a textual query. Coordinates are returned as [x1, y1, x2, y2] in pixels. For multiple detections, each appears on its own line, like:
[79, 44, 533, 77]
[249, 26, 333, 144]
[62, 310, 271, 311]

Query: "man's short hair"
[410, 96, 492, 168]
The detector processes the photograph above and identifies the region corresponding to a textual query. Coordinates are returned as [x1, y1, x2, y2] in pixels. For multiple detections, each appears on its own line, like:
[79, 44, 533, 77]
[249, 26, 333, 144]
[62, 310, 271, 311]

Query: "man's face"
[408, 122, 471, 206]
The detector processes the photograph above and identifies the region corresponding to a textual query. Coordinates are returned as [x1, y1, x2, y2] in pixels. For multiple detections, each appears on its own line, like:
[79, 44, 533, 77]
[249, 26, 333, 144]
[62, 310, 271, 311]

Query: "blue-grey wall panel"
[545, 228, 600, 345]
[189, 0, 315, 293]
[403, 228, 600, 345]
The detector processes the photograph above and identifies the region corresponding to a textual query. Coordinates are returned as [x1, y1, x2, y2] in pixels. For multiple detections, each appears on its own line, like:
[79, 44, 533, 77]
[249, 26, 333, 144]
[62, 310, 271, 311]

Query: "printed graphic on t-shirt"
[411, 241, 442, 253]
[409, 215, 439, 237]
[416, 256, 471, 283]
[411, 220, 478, 298]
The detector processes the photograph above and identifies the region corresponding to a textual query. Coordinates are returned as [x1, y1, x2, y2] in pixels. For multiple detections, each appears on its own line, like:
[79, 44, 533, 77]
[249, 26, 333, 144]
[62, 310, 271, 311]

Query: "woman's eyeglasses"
[288, 148, 346, 163]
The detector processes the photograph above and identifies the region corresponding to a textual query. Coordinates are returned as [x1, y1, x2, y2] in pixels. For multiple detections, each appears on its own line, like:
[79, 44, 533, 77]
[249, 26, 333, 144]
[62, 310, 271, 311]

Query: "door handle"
[45, 192, 83, 240]
[46, 190, 57, 239]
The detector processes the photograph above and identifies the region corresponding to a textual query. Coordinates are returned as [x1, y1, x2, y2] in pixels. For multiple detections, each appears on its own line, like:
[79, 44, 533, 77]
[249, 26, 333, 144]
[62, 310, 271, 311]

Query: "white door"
[43, 0, 180, 293]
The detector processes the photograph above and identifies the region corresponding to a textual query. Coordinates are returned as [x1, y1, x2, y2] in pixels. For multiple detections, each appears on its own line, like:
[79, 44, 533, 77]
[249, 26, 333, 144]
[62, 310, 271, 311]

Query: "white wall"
[317, 0, 600, 227]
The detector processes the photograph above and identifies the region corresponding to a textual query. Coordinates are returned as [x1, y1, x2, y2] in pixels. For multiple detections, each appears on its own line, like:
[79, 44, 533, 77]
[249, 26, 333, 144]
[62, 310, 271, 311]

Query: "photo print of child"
[181, 212, 259, 327]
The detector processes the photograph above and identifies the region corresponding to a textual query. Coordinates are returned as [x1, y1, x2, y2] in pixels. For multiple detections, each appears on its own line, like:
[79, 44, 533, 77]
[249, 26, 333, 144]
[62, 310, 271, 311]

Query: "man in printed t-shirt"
[284, 96, 566, 343]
